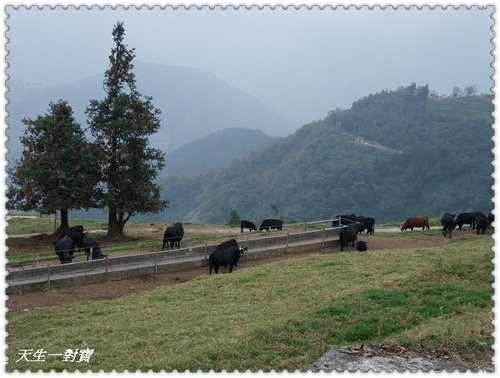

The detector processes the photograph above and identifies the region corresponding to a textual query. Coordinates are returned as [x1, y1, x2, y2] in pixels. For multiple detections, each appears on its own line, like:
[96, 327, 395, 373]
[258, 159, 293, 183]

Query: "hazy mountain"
[6, 62, 295, 164]
[159, 86, 493, 224]
[163, 128, 274, 178]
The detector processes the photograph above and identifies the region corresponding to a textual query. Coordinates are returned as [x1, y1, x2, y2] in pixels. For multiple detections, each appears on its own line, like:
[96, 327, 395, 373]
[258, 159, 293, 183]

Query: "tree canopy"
[7, 100, 100, 229]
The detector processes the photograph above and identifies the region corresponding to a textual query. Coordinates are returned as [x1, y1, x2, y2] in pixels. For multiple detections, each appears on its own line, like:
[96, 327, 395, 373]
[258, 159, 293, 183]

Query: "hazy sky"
[6, 4, 494, 126]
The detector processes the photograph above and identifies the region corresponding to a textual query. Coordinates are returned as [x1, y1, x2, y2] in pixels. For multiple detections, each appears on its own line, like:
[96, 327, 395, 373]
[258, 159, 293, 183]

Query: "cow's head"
[239, 247, 248, 256]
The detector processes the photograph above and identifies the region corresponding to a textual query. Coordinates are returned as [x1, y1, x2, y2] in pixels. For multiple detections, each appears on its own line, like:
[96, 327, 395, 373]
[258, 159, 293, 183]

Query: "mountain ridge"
[159, 85, 493, 224]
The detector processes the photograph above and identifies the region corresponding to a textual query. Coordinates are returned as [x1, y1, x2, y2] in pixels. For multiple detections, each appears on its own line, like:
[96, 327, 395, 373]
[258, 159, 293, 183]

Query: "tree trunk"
[107, 209, 123, 237]
[59, 208, 69, 229]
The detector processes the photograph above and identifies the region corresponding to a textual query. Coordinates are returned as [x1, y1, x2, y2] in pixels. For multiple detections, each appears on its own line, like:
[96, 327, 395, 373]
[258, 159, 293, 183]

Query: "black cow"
[56, 225, 85, 247]
[240, 220, 257, 233]
[441, 213, 455, 238]
[259, 219, 283, 231]
[54, 235, 75, 264]
[356, 240, 367, 252]
[488, 212, 494, 227]
[339, 223, 363, 252]
[216, 239, 243, 269]
[81, 233, 107, 260]
[209, 240, 248, 274]
[162, 223, 184, 250]
[476, 213, 490, 235]
[332, 214, 357, 227]
[356, 216, 375, 235]
[454, 212, 480, 230]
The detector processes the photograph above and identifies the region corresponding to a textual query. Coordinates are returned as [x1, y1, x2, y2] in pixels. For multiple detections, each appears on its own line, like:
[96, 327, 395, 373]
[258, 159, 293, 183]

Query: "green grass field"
[6, 232, 493, 372]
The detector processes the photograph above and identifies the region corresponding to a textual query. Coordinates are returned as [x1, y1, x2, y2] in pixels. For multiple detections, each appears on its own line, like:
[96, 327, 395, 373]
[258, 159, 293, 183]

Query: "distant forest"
[160, 84, 494, 224]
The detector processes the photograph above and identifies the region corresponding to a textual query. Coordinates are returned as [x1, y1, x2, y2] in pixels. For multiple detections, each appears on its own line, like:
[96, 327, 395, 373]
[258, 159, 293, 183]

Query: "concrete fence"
[6, 228, 342, 294]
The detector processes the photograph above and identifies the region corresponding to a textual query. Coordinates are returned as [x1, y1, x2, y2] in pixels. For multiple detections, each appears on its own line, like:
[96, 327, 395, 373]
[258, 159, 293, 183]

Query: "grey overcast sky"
[6, 4, 494, 126]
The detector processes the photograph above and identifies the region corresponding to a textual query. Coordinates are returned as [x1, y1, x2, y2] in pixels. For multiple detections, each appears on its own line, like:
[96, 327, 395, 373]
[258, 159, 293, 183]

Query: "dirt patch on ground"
[6, 234, 449, 312]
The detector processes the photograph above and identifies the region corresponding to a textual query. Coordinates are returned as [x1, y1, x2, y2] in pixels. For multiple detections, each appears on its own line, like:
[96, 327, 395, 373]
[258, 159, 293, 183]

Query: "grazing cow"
[54, 235, 75, 264]
[454, 212, 480, 230]
[356, 216, 375, 235]
[441, 213, 455, 238]
[356, 240, 367, 252]
[488, 212, 494, 227]
[339, 223, 363, 252]
[259, 219, 283, 231]
[162, 223, 184, 250]
[332, 214, 357, 227]
[209, 240, 248, 274]
[476, 213, 490, 235]
[81, 233, 107, 260]
[400, 216, 430, 231]
[240, 220, 257, 233]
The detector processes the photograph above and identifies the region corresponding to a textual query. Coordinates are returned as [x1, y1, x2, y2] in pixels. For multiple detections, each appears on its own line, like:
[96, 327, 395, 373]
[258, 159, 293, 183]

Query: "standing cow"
[454, 212, 481, 230]
[209, 239, 248, 274]
[56, 225, 85, 247]
[240, 220, 257, 233]
[339, 223, 363, 252]
[162, 223, 184, 250]
[332, 214, 357, 227]
[441, 213, 455, 238]
[400, 216, 430, 231]
[54, 235, 75, 264]
[259, 219, 283, 231]
[81, 233, 107, 260]
[476, 213, 490, 235]
[356, 216, 376, 235]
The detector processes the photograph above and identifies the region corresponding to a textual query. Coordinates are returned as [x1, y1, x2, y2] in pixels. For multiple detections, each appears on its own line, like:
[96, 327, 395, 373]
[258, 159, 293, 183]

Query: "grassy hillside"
[161, 86, 493, 223]
[7, 233, 493, 371]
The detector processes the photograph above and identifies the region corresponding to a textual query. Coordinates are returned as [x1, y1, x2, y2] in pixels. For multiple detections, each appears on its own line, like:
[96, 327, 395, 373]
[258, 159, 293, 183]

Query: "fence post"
[154, 253, 158, 275]
[322, 229, 326, 248]
[204, 243, 208, 267]
[286, 232, 289, 254]
[105, 255, 109, 282]
[47, 264, 51, 290]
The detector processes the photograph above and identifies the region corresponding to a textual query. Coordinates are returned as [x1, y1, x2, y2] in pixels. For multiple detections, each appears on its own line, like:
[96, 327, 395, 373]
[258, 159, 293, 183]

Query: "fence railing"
[7, 227, 341, 294]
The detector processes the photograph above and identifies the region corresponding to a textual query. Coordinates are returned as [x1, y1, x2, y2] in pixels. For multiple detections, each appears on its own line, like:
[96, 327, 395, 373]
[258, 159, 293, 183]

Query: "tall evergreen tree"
[7, 100, 100, 229]
[86, 22, 167, 237]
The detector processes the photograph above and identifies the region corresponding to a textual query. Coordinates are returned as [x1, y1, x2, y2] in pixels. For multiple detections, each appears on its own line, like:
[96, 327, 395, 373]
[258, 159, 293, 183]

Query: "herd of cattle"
[53, 211, 493, 269]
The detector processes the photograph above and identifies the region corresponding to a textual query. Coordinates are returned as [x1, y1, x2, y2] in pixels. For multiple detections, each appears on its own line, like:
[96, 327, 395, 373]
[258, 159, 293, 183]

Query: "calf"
[209, 241, 248, 274]
[441, 213, 455, 238]
[240, 220, 257, 233]
[339, 223, 363, 252]
[356, 240, 367, 252]
[162, 223, 184, 250]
